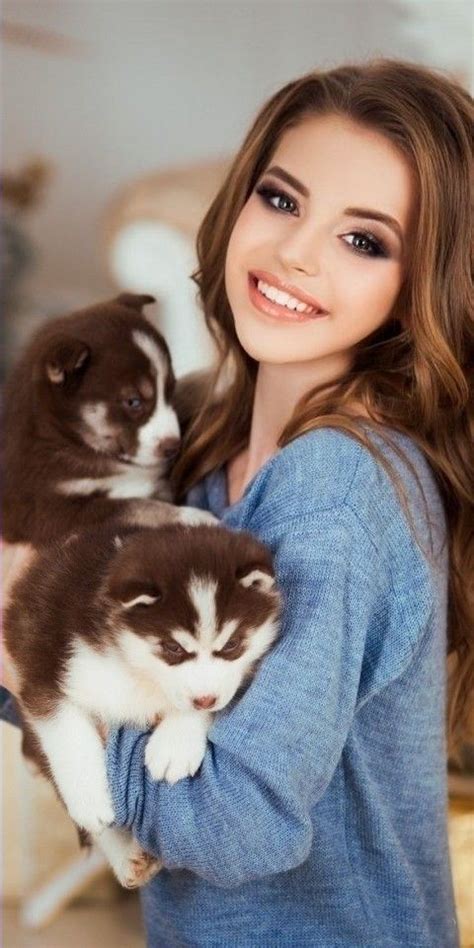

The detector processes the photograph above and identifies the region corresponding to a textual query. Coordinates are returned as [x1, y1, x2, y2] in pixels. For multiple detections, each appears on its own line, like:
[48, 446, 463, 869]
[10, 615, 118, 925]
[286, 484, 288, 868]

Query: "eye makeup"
[254, 181, 392, 259]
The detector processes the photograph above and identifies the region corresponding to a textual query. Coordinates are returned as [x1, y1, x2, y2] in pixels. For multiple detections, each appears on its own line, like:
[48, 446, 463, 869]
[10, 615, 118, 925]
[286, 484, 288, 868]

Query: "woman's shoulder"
[245, 424, 447, 562]
[248, 423, 430, 510]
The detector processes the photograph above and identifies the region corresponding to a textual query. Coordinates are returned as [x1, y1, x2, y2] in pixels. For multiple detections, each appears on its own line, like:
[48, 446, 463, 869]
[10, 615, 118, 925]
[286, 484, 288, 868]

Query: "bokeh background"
[2, 2, 472, 945]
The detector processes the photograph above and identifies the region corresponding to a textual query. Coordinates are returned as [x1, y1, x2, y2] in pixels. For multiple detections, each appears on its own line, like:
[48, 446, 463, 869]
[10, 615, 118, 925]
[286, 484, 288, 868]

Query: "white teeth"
[256, 279, 316, 314]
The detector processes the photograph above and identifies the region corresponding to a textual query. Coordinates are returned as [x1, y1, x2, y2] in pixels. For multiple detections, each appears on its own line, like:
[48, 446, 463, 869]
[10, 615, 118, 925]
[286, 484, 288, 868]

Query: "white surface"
[110, 221, 217, 377]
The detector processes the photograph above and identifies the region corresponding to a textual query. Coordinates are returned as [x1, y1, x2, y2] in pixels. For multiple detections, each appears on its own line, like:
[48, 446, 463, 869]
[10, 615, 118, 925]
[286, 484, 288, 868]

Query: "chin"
[234, 322, 306, 364]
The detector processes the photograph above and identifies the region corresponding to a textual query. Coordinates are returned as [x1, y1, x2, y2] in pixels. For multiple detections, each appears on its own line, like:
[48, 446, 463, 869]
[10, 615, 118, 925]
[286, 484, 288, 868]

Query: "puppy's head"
[34, 293, 180, 469]
[104, 524, 282, 713]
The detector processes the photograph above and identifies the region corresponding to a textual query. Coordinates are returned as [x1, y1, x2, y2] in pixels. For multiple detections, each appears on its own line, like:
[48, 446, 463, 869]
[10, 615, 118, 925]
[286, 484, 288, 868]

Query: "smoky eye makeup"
[254, 178, 394, 260]
[255, 181, 298, 215]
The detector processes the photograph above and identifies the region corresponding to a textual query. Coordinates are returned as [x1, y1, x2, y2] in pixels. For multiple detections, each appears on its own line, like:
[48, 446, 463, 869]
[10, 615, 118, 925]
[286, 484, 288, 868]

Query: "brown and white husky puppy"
[4, 521, 282, 888]
[1, 290, 229, 886]
[2, 291, 212, 545]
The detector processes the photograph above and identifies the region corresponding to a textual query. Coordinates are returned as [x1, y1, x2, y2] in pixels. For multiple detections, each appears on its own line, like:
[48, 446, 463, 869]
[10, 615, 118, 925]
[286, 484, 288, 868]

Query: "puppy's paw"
[145, 719, 207, 784]
[97, 828, 162, 889]
[66, 784, 115, 836]
[177, 506, 219, 527]
[121, 843, 163, 890]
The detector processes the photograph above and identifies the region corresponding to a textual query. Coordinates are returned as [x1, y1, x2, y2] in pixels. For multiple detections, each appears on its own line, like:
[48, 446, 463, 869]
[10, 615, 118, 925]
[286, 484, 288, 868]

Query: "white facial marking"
[213, 617, 240, 651]
[187, 574, 218, 650]
[171, 628, 197, 653]
[131, 330, 180, 465]
[80, 401, 118, 453]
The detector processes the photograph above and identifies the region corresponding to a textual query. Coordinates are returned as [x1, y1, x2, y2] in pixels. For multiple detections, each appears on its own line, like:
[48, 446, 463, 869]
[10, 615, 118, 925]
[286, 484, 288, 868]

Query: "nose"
[158, 436, 181, 460]
[192, 695, 217, 710]
[277, 224, 322, 277]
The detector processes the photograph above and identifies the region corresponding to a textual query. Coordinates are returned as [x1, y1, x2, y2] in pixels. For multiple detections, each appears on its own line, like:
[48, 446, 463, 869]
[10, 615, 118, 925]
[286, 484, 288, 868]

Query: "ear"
[45, 336, 90, 387]
[115, 293, 156, 312]
[238, 565, 276, 593]
[120, 591, 161, 610]
[108, 577, 162, 610]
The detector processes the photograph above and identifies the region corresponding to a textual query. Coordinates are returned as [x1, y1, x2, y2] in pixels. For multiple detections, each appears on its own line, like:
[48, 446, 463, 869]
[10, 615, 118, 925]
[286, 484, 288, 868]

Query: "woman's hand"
[1, 540, 37, 696]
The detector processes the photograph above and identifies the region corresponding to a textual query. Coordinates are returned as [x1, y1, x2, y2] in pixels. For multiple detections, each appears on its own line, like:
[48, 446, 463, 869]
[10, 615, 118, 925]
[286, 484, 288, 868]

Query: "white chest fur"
[57, 464, 160, 500]
[64, 639, 168, 725]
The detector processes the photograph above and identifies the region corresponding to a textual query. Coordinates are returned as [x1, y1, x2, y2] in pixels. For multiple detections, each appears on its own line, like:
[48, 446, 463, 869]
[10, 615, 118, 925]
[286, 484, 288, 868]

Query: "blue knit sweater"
[2, 426, 459, 947]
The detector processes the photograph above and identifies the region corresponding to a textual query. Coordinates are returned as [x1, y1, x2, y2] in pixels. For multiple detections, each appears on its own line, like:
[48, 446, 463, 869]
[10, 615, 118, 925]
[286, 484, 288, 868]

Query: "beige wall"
[4, 0, 471, 298]
[2, 725, 80, 901]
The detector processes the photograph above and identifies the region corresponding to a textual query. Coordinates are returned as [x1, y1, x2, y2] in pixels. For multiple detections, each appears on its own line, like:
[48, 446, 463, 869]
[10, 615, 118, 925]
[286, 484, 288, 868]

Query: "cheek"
[225, 202, 269, 290]
[225, 219, 246, 300]
[334, 257, 402, 325]
[107, 407, 139, 452]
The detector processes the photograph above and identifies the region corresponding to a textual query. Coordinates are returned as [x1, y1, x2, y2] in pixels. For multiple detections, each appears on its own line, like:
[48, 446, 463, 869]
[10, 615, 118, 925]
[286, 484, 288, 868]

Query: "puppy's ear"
[44, 336, 90, 387]
[237, 564, 277, 593]
[108, 576, 162, 610]
[115, 292, 156, 312]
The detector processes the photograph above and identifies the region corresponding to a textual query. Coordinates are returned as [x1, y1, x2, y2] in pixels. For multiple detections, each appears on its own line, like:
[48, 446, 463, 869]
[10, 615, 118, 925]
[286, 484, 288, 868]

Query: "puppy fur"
[2, 291, 221, 884]
[2, 292, 211, 545]
[4, 522, 282, 887]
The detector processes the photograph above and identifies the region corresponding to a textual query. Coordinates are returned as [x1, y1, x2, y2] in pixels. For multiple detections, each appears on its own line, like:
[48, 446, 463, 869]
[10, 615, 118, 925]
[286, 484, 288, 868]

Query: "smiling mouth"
[248, 274, 328, 322]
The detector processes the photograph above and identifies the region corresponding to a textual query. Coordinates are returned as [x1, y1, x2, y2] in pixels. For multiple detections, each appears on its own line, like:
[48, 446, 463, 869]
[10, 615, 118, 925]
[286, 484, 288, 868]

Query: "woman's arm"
[1, 541, 37, 723]
[105, 505, 432, 887]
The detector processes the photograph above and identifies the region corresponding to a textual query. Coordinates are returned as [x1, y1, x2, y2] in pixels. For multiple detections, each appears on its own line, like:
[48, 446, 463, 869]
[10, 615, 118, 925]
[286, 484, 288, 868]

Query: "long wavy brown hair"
[170, 58, 473, 757]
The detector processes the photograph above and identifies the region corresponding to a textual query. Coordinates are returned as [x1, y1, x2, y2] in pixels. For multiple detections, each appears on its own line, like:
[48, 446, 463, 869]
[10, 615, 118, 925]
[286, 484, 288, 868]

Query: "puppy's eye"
[162, 640, 184, 656]
[123, 396, 143, 412]
[221, 637, 240, 654]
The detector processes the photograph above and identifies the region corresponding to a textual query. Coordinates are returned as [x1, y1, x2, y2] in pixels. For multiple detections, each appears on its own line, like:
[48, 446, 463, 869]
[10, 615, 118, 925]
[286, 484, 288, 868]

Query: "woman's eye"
[255, 184, 298, 215]
[123, 396, 143, 411]
[343, 232, 388, 258]
[256, 182, 390, 261]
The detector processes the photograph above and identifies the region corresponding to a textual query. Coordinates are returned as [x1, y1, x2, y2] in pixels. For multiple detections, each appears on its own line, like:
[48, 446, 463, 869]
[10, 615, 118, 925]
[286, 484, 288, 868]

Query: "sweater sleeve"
[105, 504, 432, 888]
[0, 686, 22, 728]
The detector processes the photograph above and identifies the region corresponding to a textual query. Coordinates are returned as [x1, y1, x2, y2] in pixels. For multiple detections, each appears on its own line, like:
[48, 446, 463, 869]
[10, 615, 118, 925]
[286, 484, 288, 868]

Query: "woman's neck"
[228, 355, 351, 502]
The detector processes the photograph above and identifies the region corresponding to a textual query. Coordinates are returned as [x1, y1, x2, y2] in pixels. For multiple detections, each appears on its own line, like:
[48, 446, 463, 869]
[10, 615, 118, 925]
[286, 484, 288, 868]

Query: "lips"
[249, 270, 328, 314]
[247, 273, 329, 323]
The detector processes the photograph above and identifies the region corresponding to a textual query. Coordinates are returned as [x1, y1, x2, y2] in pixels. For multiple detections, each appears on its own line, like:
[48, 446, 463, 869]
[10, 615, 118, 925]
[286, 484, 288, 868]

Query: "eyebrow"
[263, 165, 404, 244]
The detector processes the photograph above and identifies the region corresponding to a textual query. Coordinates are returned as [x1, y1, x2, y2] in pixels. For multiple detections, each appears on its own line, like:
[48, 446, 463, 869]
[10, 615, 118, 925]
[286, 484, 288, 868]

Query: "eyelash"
[255, 184, 389, 259]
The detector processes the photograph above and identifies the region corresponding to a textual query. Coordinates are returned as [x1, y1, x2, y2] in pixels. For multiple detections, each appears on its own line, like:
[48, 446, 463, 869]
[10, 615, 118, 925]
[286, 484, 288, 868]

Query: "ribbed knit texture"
[1, 426, 459, 946]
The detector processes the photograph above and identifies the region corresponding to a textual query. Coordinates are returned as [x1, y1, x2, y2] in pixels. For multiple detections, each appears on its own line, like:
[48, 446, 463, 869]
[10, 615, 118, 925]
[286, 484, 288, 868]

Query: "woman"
[2, 57, 472, 946]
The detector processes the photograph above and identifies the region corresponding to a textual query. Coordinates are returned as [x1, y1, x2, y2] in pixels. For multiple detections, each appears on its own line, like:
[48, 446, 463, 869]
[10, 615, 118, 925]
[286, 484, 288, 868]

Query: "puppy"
[4, 521, 282, 888]
[1, 291, 220, 884]
[2, 291, 212, 545]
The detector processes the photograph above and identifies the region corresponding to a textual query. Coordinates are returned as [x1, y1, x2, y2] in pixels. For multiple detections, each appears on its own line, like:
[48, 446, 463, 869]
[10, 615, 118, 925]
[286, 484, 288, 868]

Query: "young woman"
[2, 57, 472, 946]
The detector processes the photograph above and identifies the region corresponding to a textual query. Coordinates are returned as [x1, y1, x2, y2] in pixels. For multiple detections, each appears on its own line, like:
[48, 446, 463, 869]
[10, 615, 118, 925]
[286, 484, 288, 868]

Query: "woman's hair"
[170, 57, 473, 756]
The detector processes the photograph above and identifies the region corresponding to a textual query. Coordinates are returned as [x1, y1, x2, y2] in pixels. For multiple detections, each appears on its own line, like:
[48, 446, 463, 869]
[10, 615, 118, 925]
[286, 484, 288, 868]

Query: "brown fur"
[2, 292, 181, 545]
[5, 522, 277, 720]
[4, 521, 279, 852]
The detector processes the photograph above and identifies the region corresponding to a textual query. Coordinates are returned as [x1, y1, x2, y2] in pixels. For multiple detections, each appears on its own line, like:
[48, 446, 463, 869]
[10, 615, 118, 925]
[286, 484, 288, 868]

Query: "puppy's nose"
[192, 695, 217, 710]
[158, 437, 181, 460]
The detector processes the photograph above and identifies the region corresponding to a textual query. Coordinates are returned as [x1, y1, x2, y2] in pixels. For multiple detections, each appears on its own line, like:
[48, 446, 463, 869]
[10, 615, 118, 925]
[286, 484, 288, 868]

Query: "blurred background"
[2, 1, 473, 946]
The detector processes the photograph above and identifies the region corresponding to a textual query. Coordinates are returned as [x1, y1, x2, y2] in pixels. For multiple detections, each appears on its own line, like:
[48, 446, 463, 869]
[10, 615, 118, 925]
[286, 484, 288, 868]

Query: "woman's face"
[224, 113, 414, 370]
